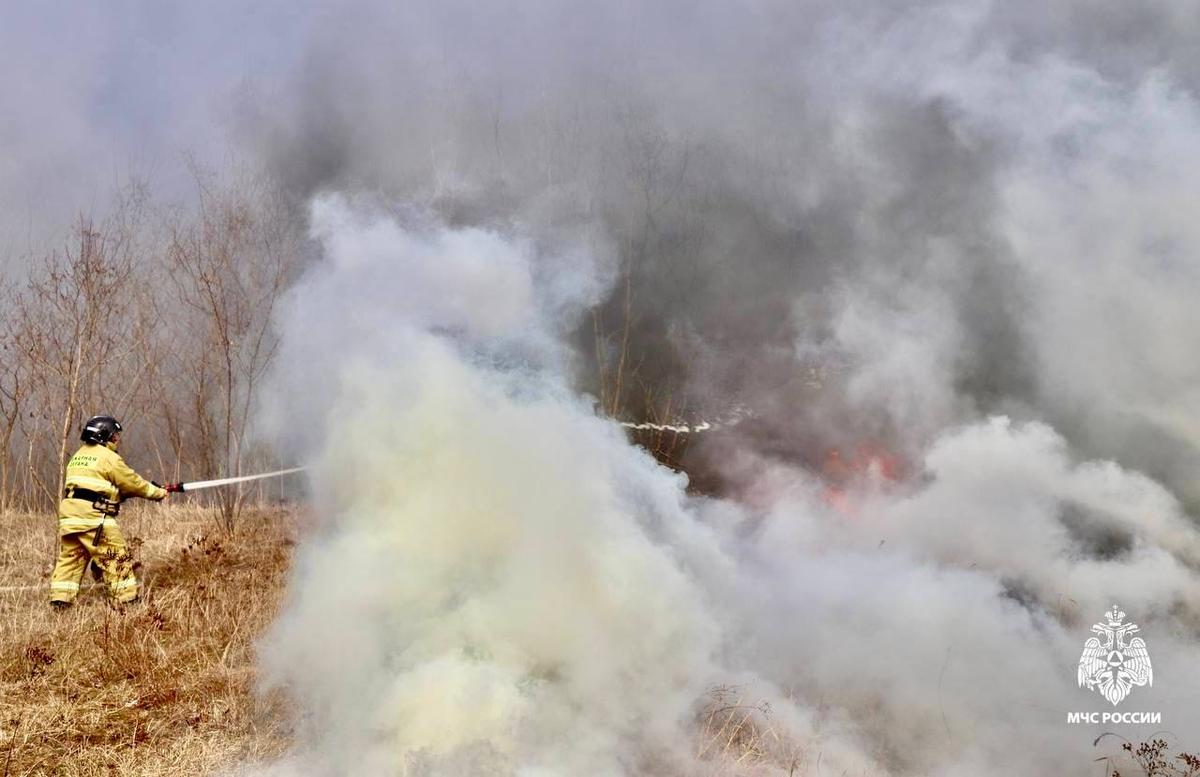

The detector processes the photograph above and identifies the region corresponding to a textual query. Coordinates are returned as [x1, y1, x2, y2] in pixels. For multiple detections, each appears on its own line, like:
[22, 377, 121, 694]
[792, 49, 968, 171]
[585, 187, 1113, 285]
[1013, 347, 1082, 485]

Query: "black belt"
[63, 486, 121, 516]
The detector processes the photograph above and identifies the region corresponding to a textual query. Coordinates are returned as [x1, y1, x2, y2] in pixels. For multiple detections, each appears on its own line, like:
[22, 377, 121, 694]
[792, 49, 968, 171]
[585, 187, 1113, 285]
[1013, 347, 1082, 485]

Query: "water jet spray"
[158, 466, 305, 493]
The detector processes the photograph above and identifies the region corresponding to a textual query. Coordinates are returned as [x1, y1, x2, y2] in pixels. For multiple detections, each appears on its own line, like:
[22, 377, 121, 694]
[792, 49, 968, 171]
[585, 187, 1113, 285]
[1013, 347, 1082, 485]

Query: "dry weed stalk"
[1098, 737, 1200, 777]
[697, 686, 808, 776]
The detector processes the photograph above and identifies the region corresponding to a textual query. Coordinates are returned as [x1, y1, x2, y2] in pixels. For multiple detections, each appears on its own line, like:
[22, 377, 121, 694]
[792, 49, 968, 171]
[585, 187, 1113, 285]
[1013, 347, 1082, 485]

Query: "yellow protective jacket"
[58, 443, 166, 532]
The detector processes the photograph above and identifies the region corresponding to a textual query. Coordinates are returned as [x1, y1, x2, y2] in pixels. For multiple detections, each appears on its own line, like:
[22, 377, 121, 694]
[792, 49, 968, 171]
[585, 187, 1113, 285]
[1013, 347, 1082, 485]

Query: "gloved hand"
[151, 481, 176, 500]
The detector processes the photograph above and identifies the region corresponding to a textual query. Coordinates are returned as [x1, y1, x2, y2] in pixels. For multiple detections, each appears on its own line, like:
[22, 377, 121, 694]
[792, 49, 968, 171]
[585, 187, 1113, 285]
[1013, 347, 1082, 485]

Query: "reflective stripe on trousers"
[49, 518, 138, 603]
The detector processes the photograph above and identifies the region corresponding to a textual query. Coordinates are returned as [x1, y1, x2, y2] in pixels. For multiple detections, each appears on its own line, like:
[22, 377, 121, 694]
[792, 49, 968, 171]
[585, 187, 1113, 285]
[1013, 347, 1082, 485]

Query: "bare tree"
[0, 171, 304, 515]
[591, 107, 693, 424]
[164, 167, 294, 530]
[14, 206, 157, 506]
[0, 284, 28, 511]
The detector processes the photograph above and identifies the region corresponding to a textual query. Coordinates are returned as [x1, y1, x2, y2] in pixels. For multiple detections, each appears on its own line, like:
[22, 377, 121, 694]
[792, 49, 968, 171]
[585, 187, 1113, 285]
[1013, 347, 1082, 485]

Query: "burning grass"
[0, 502, 299, 776]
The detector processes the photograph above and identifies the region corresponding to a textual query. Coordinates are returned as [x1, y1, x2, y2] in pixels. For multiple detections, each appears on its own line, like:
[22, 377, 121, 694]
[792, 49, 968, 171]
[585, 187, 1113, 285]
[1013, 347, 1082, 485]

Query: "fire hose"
[0, 468, 310, 594]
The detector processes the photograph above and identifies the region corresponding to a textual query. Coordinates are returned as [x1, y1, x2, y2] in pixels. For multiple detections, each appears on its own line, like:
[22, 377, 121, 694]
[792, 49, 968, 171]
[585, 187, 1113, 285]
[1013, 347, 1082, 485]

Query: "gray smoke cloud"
[239, 2, 1200, 774]
[242, 0, 1200, 505]
[247, 199, 1200, 775]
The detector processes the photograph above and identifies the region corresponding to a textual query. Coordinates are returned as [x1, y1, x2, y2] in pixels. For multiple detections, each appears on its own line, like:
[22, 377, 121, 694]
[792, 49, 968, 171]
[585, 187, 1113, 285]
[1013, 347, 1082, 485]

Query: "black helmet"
[81, 415, 122, 445]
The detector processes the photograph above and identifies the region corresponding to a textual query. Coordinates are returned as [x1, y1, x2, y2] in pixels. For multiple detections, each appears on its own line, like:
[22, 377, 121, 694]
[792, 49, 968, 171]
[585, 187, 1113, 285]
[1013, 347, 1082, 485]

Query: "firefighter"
[49, 415, 168, 608]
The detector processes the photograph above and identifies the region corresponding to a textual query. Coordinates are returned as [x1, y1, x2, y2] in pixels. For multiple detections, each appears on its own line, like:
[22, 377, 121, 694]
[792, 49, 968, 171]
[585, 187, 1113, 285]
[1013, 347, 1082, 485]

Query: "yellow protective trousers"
[49, 518, 138, 604]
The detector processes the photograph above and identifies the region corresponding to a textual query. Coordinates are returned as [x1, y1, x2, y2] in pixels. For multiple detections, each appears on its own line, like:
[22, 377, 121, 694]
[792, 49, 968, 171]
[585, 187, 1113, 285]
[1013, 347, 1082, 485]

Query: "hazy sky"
[4, 0, 1198, 259]
[0, 2, 311, 258]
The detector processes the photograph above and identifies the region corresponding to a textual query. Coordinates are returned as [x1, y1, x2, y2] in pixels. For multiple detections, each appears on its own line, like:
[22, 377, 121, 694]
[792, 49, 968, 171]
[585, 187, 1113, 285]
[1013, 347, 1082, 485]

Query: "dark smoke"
[240, 0, 1200, 508]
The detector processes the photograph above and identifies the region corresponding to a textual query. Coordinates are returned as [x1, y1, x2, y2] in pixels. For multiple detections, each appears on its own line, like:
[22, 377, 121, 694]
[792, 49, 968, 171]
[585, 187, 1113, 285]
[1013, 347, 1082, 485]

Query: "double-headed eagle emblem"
[1077, 605, 1153, 706]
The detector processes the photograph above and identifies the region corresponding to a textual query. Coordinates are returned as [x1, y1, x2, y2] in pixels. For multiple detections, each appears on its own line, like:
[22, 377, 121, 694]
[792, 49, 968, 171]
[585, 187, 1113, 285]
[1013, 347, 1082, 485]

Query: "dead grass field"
[0, 502, 1185, 777]
[0, 502, 299, 776]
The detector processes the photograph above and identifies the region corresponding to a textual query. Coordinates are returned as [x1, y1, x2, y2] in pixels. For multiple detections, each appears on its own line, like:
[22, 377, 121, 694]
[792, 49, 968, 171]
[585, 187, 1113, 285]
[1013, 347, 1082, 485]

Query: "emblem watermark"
[1077, 604, 1153, 706]
[1067, 604, 1160, 725]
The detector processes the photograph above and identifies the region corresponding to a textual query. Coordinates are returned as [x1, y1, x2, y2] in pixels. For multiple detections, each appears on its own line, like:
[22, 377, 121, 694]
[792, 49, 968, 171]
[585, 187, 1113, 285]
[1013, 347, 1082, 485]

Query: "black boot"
[50, 600, 72, 610]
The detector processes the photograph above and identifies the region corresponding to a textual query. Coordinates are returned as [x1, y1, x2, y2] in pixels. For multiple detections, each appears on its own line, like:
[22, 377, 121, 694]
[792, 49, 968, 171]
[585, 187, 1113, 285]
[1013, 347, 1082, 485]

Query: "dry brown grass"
[8, 501, 1166, 777]
[696, 687, 808, 775]
[0, 501, 300, 776]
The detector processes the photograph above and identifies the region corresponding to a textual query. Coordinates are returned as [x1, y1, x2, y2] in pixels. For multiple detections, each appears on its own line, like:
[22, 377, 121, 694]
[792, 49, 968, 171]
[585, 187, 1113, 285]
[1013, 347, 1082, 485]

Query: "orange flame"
[820, 443, 901, 516]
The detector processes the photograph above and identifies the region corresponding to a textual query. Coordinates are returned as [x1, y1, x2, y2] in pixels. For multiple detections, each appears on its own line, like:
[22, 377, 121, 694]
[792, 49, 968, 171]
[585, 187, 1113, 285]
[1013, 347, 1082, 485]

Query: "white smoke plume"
[253, 197, 728, 775]
[239, 1, 1200, 775]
